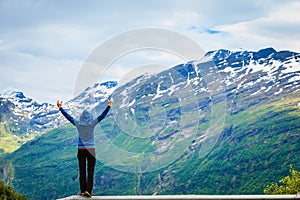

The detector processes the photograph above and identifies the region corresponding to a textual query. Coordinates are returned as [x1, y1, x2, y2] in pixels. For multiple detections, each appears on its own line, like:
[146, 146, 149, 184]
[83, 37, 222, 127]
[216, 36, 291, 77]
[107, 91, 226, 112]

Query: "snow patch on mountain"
[0, 81, 118, 135]
[1, 48, 300, 138]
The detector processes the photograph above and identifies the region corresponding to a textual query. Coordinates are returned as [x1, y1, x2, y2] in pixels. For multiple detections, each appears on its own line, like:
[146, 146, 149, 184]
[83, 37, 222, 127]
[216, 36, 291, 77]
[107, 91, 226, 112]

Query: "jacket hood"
[79, 110, 94, 125]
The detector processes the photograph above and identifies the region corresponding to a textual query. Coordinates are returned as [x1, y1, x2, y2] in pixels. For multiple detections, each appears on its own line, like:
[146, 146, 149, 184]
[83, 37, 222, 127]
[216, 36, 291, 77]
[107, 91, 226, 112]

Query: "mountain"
[0, 90, 58, 134]
[0, 81, 117, 154]
[1, 48, 300, 199]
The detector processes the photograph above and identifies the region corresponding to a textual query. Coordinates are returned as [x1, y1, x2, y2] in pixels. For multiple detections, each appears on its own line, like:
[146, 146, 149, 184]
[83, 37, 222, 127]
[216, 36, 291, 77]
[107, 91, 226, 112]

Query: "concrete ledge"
[57, 194, 300, 200]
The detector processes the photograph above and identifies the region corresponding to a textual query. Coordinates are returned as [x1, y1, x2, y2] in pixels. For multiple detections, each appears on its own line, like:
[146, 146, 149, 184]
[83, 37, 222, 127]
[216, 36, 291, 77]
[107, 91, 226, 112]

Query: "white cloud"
[1, 23, 104, 59]
[0, 0, 299, 103]
[208, 1, 300, 51]
[0, 50, 82, 103]
[101, 49, 186, 80]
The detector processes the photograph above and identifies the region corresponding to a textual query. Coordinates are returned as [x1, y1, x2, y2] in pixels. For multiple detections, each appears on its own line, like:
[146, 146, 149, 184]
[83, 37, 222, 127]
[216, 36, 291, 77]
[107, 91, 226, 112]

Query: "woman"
[57, 99, 113, 197]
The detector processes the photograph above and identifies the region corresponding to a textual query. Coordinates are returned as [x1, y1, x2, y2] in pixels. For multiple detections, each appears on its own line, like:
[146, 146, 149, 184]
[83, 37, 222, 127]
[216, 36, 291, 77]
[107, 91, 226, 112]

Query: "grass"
[0, 132, 41, 155]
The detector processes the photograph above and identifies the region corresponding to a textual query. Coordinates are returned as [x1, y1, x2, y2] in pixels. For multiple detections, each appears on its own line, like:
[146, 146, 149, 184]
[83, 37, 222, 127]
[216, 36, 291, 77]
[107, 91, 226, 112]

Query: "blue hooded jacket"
[59, 106, 110, 149]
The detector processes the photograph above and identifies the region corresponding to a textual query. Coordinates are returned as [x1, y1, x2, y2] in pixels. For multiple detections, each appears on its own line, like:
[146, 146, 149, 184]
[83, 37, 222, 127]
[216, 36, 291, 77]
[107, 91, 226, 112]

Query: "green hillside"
[1, 93, 299, 199]
[154, 96, 300, 195]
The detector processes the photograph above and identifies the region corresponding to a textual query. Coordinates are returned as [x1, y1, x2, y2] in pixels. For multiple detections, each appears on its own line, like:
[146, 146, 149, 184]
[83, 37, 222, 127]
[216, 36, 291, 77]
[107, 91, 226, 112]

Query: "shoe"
[84, 191, 92, 198]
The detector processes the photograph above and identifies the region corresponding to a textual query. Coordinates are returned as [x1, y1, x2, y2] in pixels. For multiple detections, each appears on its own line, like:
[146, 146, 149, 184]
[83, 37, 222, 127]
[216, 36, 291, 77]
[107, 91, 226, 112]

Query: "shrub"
[264, 165, 300, 194]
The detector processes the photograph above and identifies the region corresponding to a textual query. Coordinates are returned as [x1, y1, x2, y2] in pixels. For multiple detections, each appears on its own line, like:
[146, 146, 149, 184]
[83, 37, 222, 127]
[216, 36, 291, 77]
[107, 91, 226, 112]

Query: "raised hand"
[108, 99, 113, 107]
[57, 100, 62, 108]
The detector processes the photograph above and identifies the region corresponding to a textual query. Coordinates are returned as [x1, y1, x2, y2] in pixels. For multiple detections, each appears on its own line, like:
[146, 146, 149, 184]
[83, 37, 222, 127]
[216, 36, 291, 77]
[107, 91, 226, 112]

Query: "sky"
[0, 0, 300, 103]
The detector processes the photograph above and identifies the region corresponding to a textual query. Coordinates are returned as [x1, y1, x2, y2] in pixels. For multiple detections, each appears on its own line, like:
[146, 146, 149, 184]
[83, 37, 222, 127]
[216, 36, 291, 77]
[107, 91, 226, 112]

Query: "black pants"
[77, 149, 96, 194]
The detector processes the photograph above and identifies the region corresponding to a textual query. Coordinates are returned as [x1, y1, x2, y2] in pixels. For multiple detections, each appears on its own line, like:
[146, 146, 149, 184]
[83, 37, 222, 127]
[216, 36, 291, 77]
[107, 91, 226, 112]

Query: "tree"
[264, 165, 300, 194]
[0, 181, 27, 200]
